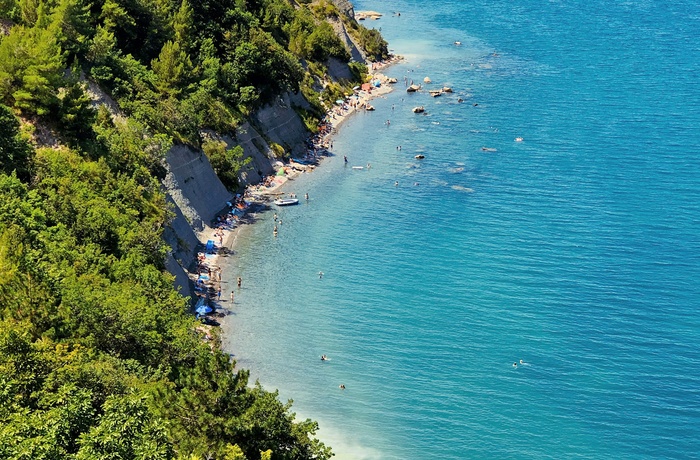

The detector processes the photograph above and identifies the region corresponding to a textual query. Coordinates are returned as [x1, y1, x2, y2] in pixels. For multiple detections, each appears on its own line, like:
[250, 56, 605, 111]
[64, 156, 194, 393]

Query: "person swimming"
[339, 384, 346, 390]
[513, 362, 518, 368]
[321, 355, 328, 361]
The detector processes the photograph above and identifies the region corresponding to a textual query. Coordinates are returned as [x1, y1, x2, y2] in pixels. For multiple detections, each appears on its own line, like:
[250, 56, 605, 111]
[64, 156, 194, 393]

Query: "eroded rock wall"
[162, 97, 312, 298]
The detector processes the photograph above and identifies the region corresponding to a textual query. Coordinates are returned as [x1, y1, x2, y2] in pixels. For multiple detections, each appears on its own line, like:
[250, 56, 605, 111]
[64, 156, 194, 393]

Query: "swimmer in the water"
[513, 362, 518, 368]
[321, 355, 328, 361]
[339, 384, 346, 389]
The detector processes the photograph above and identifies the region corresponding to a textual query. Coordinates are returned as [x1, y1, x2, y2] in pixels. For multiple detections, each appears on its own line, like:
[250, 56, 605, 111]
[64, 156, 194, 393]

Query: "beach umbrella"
[335, 99, 344, 104]
[353, 85, 360, 90]
[196, 304, 213, 315]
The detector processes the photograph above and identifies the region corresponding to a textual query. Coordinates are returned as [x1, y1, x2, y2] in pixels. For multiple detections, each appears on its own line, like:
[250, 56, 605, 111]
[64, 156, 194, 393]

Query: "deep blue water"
[222, 1, 700, 458]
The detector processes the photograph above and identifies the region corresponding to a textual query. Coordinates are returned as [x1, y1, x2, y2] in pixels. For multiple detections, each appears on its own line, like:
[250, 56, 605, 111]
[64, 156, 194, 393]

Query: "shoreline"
[189, 55, 402, 342]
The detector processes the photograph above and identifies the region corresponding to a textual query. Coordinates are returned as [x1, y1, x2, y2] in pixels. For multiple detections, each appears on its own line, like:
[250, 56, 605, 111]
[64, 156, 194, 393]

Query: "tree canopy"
[0, 0, 389, 457]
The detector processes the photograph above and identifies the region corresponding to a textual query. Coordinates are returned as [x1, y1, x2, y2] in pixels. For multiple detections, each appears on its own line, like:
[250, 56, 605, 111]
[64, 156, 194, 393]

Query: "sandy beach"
[190, 57, 402, 340]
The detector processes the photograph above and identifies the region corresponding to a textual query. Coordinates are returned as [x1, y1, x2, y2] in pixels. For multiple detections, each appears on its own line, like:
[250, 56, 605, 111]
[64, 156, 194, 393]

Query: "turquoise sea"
[221, 0, 700, 458]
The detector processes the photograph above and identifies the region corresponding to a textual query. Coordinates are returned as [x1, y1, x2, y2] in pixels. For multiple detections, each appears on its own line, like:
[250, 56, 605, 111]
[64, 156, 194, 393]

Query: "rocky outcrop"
[329, 16, 365, 64]
[163, 144, 233, 234]
[331, 0, 355, 19]
[251, 92, 311, 157]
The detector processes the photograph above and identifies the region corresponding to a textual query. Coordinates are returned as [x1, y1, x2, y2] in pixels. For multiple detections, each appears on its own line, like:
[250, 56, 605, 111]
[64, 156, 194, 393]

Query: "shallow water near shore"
[221, 0, 700, 458]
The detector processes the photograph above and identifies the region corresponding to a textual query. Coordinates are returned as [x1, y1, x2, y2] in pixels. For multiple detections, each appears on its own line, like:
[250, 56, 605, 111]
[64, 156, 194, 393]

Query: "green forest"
[0, 0, 387, 458]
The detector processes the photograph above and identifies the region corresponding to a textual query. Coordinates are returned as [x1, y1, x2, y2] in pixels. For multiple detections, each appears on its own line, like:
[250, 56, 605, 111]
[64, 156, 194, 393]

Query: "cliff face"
[331, 0, 355, 18]
[161, 93, 313, 295]
[329, 18, 365, 64]
[162, 1, 369, 298]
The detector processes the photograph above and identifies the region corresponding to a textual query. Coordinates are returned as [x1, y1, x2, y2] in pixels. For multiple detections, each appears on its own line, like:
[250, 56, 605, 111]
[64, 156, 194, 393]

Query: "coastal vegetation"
[0, 0, 388, 458]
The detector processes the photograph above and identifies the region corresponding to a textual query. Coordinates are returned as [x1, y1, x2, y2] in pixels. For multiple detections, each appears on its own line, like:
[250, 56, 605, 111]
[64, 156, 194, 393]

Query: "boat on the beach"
[274, 198, 299, 206]
[412, 106, 425, 113]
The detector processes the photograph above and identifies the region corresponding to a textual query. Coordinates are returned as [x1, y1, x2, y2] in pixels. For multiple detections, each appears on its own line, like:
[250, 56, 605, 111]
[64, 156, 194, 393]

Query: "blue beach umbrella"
[196, 304, 213, 315]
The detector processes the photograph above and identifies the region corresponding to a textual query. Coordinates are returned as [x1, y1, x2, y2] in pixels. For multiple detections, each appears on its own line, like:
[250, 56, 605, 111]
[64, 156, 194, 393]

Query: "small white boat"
[274, 198, 299, 206]
[412, 106, 425, 113]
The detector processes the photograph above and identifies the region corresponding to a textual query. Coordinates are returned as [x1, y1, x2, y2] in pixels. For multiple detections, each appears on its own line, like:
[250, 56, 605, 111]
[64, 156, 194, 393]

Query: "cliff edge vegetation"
[0, 0, 388, 458]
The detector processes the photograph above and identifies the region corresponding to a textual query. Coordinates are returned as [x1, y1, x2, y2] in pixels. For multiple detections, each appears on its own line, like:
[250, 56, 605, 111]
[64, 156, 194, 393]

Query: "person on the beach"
[274, 213, 278, 221]
[273, 226, 278, 237]
[344, 155, 348, 164]
[237, 277, 242, 288]
[305, 193, 309, 200]
[230, 291, 234, 302]
[217, 288, 221, 300]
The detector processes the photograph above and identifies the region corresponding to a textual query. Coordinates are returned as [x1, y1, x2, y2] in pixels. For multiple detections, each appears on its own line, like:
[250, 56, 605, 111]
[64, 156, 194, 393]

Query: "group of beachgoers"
[194, 55, 405, 384]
